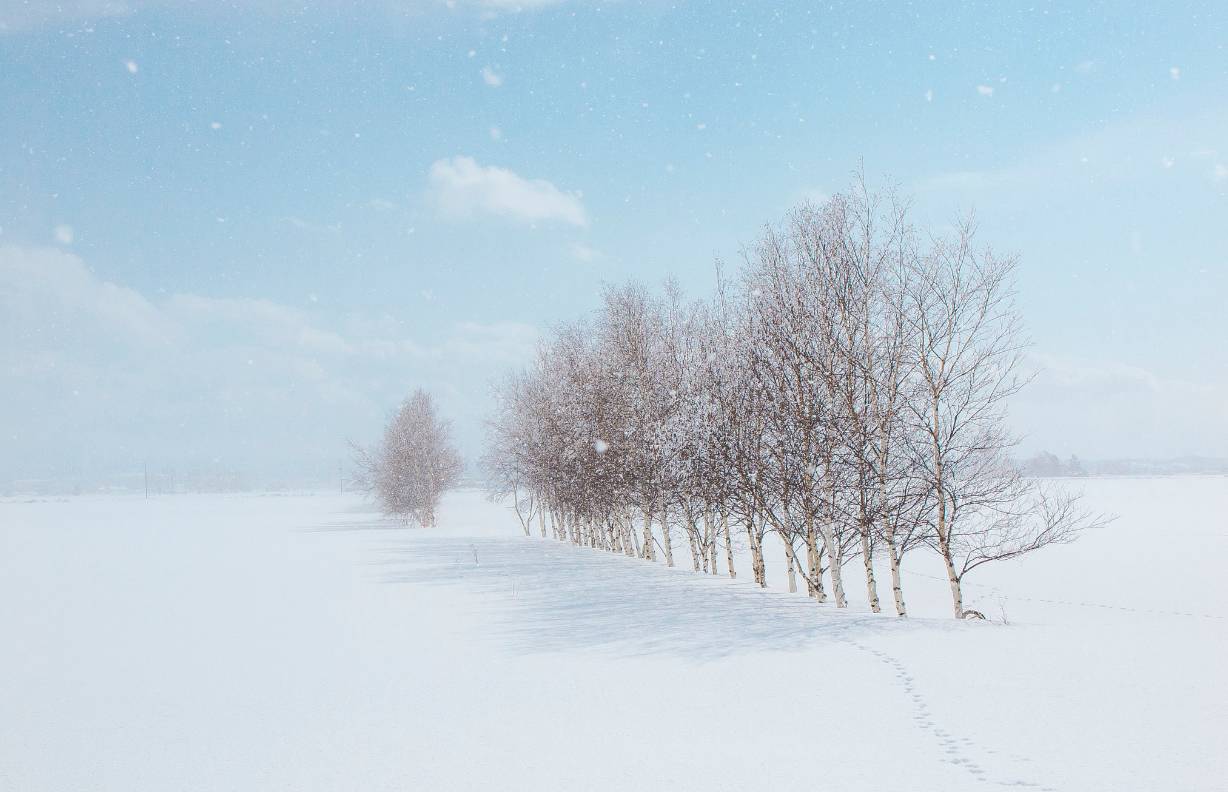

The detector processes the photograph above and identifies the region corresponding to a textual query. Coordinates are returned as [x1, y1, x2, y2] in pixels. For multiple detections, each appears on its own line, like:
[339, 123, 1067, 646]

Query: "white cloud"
[476, 0, 567, 8]
[1169, 66, 1181, 81]
[976, 84, 994, 97]
[427, 156, 589, 227]
[0, 0, 567, 31]
[914, 109, 1228, 197]
[0, 0, 137, 31]
[53, 225, 75, 245]
[0, 245, 538, 479]
[1014, 352, 1228, 458]
[570, 242, 598, 262]
[481, 66, 503, 87]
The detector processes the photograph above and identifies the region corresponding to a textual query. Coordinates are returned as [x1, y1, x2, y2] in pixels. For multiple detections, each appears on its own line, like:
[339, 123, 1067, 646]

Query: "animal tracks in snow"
[845, 639, 1058, 791]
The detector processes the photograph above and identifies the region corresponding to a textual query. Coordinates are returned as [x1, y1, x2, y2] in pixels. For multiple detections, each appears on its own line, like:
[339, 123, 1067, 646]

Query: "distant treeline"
[1021, 453, 1228, 477]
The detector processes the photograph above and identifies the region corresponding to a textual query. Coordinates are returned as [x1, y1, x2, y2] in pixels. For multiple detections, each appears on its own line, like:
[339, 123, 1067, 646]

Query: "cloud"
[0, 0, 140, 31]
[913, 109, 1228, 197]
[0, 0, 567, 31]
[481, 66, 503, 87]
[476, 0, 567, 9]
[976, 84, 994, 97]
[0, 245, 538, 480]
[570, 242, 598, 262]
[1013, 352, 1228, 458]
[427, 156, 589, 227]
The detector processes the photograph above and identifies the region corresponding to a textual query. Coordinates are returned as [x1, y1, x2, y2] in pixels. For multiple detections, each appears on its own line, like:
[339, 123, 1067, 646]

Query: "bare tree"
[357, 389, 463, 527]
[906, 220, 1100, 617]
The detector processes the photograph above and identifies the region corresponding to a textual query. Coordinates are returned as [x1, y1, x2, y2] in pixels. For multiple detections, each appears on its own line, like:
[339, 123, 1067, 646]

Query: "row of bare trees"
[484, 179, 1100, 618]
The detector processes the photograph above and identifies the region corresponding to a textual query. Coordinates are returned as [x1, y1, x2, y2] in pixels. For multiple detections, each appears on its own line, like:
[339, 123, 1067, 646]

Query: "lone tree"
[357, 389, 463, 526]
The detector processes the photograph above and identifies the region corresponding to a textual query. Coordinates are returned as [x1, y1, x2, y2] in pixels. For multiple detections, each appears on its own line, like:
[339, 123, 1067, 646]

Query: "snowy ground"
[2, 478, 1224, 791]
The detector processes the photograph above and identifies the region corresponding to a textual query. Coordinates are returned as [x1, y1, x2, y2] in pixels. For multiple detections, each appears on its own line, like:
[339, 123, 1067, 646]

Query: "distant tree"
[356, 390, 463, 526]
[1023, 451, 1063, 477]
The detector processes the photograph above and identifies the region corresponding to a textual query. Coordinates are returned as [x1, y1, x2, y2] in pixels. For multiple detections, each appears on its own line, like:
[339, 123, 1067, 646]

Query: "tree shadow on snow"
[371, 536, 956, 661]
[298, 518, 408, 532]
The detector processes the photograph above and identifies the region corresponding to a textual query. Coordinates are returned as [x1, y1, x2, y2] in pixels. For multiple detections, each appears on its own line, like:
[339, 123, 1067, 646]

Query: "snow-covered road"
[2, 479, 1224, 791]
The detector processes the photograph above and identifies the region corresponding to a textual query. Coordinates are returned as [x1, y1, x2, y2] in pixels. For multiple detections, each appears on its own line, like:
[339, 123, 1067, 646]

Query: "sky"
[1, 0, 1226, 483]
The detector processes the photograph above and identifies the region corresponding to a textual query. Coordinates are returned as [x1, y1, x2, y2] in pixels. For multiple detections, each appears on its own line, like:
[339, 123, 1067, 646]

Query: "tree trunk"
[641, 505, 655, 561]
[538, 506, 547, 538]
[940, 538, 964, 618]
[818, 476, 847, 607]
[886, 538, 907, 617]
[660, 501, 674, 567]
[783, 535, 798, 594]
[722, 511, 736, 579]
[936, 504, 965, 619]
[685, 514, 701, 571]
[860, 527, 881, 613]
[700, 510, 711, 573]
[805, 520, 825, 602]
[820, 520, 846, 607]
[746, 519, 766, 587]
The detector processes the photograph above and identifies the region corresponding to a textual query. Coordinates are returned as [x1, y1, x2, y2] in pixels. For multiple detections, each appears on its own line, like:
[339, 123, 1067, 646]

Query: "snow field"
[1, 477, 1224, 791]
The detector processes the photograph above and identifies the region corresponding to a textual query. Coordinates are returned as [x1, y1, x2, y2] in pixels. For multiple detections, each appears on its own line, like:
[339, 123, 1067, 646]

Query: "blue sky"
[1, 1, 1226, 481]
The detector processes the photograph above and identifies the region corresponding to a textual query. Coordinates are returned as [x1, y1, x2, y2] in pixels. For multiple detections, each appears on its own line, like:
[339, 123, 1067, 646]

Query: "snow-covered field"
[2, 478, 1224, 791]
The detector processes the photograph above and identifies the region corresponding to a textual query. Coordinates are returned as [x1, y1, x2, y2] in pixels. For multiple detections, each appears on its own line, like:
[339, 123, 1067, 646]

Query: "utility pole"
[144, 462, 149, 499]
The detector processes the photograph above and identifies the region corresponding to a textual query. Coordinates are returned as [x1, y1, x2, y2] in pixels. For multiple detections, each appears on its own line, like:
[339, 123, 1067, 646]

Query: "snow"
[2, 478, 1225, 791]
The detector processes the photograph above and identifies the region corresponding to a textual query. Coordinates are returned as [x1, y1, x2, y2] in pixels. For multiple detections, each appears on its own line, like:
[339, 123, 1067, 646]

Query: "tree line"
[484, 177, 1102, 619]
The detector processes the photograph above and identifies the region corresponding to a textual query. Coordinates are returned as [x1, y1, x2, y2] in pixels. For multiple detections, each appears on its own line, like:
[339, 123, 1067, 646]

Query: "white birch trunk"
[722, 511, 736, 579]
[685, 515, 701, 571]
[641, 505, 655, 561]
[821, 519, 847, 608]
[783, 536, 798, 594]
[887, 539, 906, 617]
[746, 519, 766, 587]
[701, 510, 712, 573]
[805, 520, 826, 602]
[660, 501, 674, 567]
[860, 528, 881, 613]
